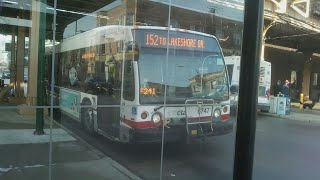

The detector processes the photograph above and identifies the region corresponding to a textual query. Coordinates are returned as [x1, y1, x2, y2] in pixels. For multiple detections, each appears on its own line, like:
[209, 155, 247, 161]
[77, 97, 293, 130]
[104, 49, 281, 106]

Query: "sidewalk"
[291, 102, 320, 110]
[259, 107, 320, 123]
[0, 109, 141, 180]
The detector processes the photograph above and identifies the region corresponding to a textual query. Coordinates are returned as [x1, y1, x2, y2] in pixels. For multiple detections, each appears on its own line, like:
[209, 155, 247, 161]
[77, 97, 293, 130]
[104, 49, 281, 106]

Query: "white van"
[225, 56, 271, 112]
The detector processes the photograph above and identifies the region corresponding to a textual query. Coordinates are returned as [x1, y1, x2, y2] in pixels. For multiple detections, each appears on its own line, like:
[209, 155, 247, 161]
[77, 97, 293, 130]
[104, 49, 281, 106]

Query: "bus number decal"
[154, 35, 159, 45]
[177, 110, 186, 116]
[146, 34, 159, 46]
[197, 107, 210, 114]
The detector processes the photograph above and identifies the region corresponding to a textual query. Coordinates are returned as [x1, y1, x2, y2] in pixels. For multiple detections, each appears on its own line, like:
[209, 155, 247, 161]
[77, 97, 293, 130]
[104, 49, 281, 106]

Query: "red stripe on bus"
[221, 114, 230, 120]
[190, 116, 211, 121]
[121, 118, 157, 129]
[121, 114, 230, 129]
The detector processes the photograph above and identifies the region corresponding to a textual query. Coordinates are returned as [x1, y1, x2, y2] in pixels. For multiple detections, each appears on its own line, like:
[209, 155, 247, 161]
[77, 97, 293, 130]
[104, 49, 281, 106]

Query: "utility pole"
[34, 0, 47, 135]
[233, 0, 264, 179]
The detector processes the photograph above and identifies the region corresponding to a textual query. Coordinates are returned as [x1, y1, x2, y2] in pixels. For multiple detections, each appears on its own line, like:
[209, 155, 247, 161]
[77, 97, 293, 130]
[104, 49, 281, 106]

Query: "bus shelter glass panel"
[48, 0, 165, 179]
[252, 1, 320, 179]
[154, 0, 244, 179]
[0, 1, 54, 179]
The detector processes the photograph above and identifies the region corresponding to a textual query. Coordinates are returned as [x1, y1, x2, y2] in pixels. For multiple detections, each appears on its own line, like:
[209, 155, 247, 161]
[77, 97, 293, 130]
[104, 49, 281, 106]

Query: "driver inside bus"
[143, 77, 150, 88]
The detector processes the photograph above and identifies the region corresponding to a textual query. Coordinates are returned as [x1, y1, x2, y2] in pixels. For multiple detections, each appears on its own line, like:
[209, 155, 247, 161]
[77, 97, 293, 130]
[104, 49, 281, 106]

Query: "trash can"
[277, 97, 291, 115]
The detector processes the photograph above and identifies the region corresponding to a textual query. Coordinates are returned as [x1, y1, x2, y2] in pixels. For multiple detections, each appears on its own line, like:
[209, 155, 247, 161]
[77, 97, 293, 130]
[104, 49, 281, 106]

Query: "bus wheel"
[52, 108, 61, 123]
[81, 99, 95, 134]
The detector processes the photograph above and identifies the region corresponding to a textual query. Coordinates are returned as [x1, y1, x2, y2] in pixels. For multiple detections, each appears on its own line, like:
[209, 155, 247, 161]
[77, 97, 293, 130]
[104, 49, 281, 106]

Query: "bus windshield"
[138, 48, 229, 104]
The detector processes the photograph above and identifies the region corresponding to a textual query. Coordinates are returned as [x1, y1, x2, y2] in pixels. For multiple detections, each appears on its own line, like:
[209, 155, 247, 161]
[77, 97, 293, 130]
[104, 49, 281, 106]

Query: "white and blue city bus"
[46, 25, 233, 143]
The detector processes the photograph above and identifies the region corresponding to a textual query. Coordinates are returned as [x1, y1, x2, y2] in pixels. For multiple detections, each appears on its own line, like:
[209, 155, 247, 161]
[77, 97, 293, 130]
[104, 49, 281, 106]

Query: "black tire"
[53, 108, 62, 123]
[81, 98, 96, 135]
[47, 107, 62, 122]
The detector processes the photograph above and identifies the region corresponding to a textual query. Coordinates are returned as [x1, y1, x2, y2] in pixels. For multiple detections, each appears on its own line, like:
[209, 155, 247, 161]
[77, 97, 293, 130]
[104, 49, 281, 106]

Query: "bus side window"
[105, 58, 121, 102]
[123, 60, 135, 101]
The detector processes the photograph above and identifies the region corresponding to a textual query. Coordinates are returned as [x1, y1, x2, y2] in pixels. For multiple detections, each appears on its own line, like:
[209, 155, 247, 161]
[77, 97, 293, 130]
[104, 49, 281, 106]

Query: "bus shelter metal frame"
[233, 0, 265, 180]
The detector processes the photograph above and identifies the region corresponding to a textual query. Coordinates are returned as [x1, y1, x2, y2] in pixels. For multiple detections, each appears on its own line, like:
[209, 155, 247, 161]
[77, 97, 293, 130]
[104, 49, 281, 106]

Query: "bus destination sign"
[135, 29, 220, 52]
[145, 33, 205, 49]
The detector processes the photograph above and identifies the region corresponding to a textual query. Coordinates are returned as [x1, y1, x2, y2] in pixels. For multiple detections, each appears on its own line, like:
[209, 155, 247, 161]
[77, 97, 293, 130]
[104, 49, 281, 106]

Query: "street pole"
[34, 0, 47, 135]
[10, 27, 16, 84]
[233, 0, 264, 179]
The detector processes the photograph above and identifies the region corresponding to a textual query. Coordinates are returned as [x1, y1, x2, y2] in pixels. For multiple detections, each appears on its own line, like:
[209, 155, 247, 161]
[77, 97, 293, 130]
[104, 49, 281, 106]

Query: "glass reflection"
[158, 0, 241, 179]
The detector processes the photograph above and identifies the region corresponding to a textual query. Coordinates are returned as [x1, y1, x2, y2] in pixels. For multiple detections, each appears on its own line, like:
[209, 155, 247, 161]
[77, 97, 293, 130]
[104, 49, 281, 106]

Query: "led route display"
[145, 33, 205, 49]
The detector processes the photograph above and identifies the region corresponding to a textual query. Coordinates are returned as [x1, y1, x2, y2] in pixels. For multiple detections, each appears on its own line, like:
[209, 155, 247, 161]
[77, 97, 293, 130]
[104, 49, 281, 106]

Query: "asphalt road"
[60, 114, 320, 180]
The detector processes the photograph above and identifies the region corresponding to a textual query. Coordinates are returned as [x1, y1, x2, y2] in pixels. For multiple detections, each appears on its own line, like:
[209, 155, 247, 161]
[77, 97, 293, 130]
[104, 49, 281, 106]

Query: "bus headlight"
[213, 109, 221, 119]
[151, 113, 161, 124]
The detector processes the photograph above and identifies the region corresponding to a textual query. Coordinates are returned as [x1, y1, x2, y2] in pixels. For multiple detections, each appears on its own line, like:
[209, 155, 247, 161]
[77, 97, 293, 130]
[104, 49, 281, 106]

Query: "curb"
[107, 156, 143, 180]
[51, 119, 143, 180]
[258, 112, 320, 124]
[0, 109, 142, 180]
[291, 104, 320, 111]
[258, 112, 290, 120]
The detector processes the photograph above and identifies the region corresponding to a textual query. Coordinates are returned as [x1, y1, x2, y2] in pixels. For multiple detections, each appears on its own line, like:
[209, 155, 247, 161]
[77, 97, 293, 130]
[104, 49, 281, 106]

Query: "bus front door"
[97, 88, 121, 139]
